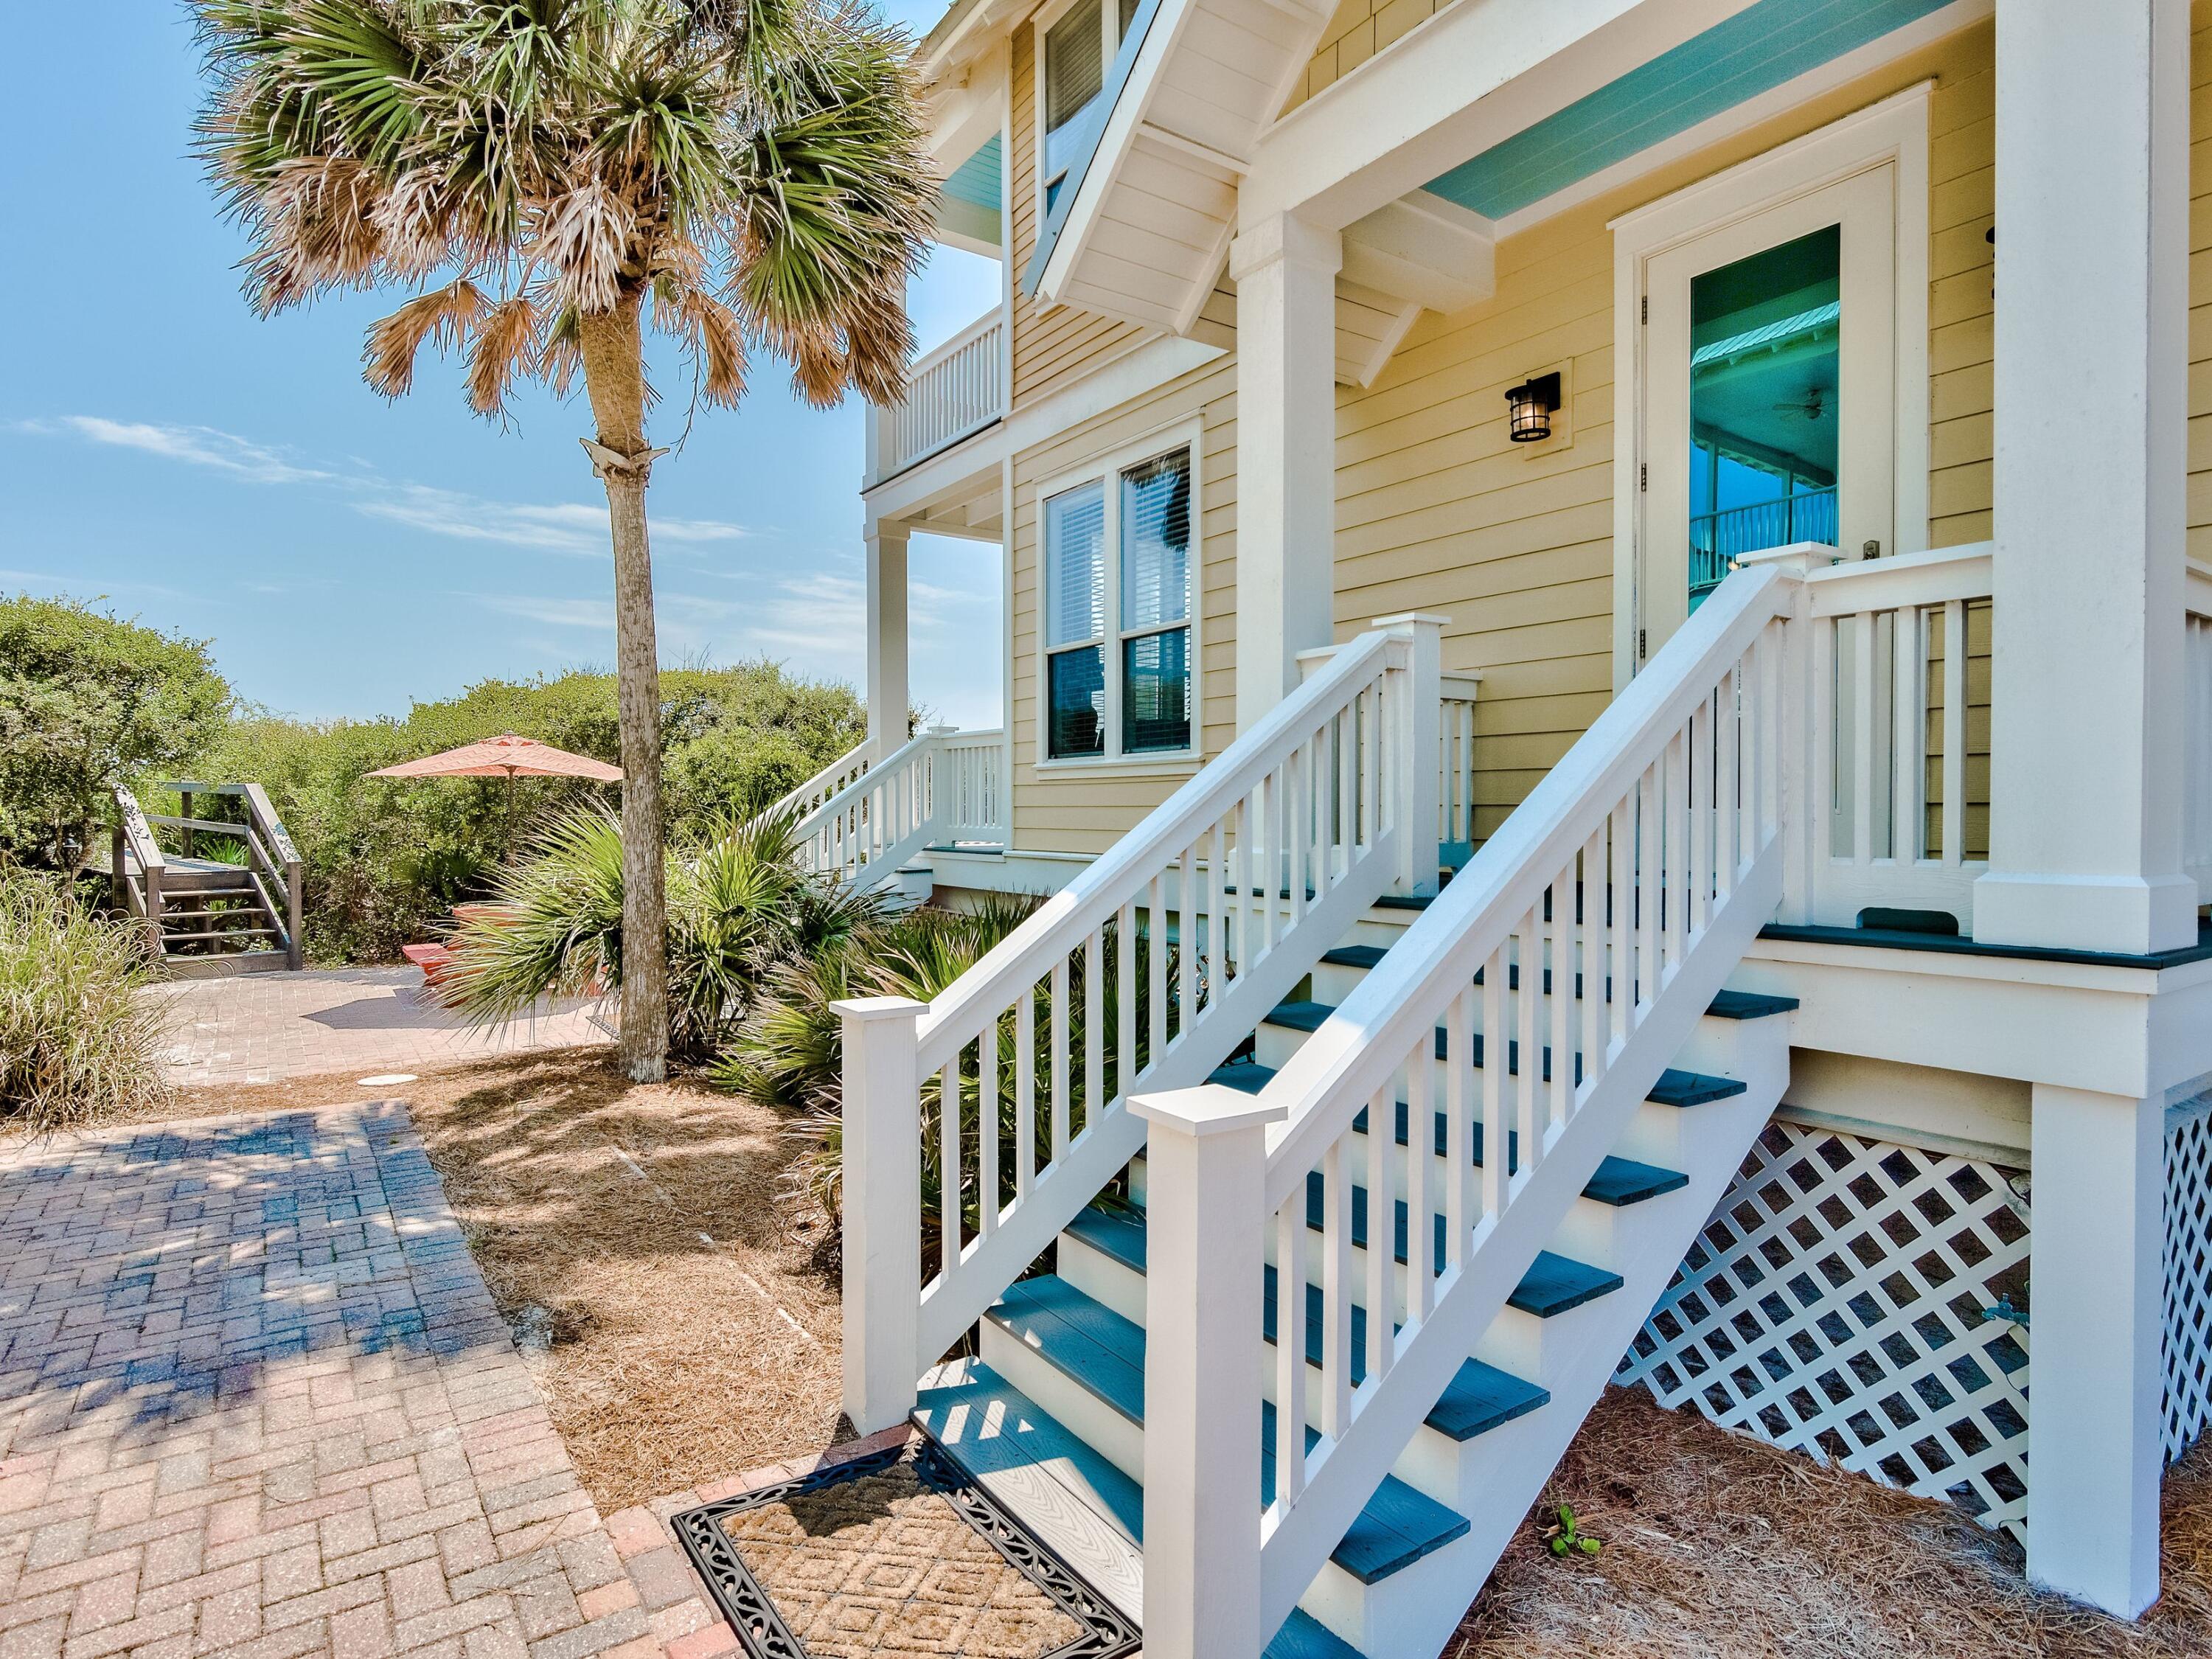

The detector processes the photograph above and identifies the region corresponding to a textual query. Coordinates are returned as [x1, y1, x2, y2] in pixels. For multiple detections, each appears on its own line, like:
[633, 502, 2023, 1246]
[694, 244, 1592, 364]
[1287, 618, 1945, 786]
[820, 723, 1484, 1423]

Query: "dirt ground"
[151, 1048, 2212, 1657]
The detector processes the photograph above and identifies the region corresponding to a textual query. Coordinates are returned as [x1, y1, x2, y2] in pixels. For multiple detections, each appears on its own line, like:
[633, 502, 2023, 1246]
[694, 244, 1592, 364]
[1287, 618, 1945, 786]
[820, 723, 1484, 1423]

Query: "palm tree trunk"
[578, 294, 669, 1082]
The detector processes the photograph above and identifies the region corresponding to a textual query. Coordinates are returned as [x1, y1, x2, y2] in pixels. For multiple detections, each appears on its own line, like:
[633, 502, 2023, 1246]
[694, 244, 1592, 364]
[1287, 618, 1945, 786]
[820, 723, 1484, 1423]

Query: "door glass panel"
[1688, 224, 1840, 609]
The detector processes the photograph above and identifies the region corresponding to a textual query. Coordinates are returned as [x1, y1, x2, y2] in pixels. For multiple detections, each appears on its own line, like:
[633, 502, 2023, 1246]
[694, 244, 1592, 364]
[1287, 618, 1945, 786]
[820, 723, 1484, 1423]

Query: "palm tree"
[192, 0, 935, 1080]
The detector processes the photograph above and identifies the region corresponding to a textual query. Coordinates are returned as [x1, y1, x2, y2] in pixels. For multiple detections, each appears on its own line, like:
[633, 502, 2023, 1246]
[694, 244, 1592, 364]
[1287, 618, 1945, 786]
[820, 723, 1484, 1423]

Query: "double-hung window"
[1043, 442, 1194, 761]
[1040, 0, 1140, 213]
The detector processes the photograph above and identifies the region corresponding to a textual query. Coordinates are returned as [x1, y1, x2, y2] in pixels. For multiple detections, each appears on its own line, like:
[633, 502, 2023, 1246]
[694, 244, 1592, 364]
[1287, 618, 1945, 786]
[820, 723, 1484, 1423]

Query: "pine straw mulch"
[132, 1054, 2212, 1655]
[1453, 1383, 2212, 1658]
[158, 1043, 847, 1512]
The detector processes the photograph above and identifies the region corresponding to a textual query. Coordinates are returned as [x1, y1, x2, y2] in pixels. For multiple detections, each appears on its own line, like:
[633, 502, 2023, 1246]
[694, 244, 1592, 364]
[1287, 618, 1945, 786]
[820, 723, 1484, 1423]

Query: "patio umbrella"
[369, 734, 622, 854]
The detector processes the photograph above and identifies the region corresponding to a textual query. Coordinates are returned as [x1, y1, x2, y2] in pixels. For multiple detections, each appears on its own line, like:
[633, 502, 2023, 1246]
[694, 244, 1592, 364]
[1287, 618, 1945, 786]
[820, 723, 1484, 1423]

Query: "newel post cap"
[1736, 543, 1832, 576]
[1371, 611, 1452, 633]
[832, 995, 931, 1022]
[1131, 1083, 1290, 1137]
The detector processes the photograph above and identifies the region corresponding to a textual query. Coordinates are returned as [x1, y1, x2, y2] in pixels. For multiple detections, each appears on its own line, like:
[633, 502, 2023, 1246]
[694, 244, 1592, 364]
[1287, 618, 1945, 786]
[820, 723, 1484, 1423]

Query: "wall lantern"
[1504, 371, 1562, 442]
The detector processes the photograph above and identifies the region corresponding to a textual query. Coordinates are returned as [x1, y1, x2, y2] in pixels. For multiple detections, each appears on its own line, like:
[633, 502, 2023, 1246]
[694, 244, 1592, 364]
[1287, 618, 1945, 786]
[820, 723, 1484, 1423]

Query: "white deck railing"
[835, 621, 1444, 1434]
[1134, 564, 1801, 1655]
[783, 727, 1006, 893]
[2185, 561, 2212, 907]
[867, 311, 1006, 484]
[1777, 540, 1994, 931]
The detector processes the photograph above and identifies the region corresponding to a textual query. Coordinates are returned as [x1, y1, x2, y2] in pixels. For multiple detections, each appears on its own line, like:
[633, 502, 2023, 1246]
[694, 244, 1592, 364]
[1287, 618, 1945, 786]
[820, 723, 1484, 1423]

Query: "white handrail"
[1787, 541, 1994, 929]
[871, 311, 1006, 481]
[768, 739, 874, 826]
[782, 728, 1009, 892]
[1130, 565, 1801, 1649]
[2184, 560, 2212, 905]
[835, 621, 1440, 1432]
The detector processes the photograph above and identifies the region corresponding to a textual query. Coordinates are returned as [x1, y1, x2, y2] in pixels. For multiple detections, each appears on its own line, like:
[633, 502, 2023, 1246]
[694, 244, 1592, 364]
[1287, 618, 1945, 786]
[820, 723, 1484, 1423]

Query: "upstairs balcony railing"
[866, 310, 1006, 484]
[1690, 487, 1839, 602]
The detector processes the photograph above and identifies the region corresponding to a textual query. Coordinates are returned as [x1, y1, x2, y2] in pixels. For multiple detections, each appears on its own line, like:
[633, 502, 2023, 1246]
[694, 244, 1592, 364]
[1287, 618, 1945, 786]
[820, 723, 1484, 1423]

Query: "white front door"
[1637, 164, 1897, 664]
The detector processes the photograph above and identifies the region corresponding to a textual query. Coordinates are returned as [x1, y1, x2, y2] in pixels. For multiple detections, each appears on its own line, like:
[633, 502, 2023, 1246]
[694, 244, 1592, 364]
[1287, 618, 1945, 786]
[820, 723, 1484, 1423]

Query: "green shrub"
[0, 594, 231, 872]
[187, 661, 868, 964]
[0, 876, 173, 1129]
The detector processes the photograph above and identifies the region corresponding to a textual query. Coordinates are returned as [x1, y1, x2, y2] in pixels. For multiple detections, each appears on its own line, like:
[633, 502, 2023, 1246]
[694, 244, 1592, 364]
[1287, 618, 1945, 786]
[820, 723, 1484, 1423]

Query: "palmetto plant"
[192, 0, 936, 1080]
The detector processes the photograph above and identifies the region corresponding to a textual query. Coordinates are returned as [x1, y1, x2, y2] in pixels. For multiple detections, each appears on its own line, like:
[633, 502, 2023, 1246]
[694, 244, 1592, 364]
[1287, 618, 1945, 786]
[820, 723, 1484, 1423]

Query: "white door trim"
[1609, 83, 1933, 689]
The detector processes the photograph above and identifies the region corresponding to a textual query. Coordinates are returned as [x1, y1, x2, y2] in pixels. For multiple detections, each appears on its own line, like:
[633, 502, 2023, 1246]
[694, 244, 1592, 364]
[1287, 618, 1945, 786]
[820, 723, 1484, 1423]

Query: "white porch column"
[1131, 1082, 1286, 1659]
[2025, 1083, 2164, 1616]
[1231, 212, 1341, 732]
[866, 524, 912, 757]
[1976, 0, 2194, 954]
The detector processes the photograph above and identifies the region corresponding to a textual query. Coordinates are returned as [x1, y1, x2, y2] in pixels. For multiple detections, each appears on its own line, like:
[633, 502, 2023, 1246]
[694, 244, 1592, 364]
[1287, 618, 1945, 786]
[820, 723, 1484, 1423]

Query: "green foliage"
[437, 802, 896, 1064]
[187, 660, 863, 965]
[0, 594, 231, 872]
[0, 876, 173, 1130]
[1545, 1503, 1602, 1559]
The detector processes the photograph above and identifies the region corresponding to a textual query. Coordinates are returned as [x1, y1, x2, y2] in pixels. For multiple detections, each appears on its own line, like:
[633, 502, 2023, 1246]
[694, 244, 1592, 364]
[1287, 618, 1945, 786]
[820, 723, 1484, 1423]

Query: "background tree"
[192, 0, 936, 1079]
[0, 594, 231, 872]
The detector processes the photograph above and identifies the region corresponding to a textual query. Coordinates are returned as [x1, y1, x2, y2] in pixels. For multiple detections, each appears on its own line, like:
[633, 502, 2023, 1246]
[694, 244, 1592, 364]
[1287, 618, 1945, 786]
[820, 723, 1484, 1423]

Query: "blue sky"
[0, 3, 1005, 729]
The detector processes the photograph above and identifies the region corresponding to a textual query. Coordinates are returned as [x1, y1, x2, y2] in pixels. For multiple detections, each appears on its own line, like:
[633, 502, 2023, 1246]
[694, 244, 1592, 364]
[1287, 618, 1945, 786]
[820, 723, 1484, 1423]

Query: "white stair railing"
[837, 621, 1442, 1434]
[781, 727, 1007, 892]
[768, 739, 875, 826]
[1132, 565, 1804, 1658]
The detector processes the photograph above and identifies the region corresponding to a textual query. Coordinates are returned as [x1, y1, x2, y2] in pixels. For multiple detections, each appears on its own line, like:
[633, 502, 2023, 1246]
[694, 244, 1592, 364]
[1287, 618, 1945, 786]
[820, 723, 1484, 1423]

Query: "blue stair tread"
[1259, 1268, 1554, 1437]
[1511, 1250, 1624, 1316]
[1337, 1102, 1683, 1208]
[1260, 1402, 1468, 1582]
[1319, 945, 1389, 970]
[1707, 988, 1799, 1019]
[987, 1278, 1145, 1425]
[1062, 1204, 1147, 1273]
[1648, 1068, 1747, 1106]
[913, 1361, 1146, 1545]
[1208, 1059, 1278, 1095]
[990, 1278, 1461, 1585]
[1269, 1608, 1363, 1659]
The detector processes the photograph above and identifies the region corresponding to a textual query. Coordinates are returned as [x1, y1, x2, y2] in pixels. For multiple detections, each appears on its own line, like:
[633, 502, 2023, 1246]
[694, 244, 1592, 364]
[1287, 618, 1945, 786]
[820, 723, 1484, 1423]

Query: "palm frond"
[466, 293, 543, 416]
[363, 278, 487, 398]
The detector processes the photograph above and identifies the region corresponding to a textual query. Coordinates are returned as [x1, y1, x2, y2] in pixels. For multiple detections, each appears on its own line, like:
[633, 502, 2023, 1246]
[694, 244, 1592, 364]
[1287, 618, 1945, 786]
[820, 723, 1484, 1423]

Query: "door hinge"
[1641, 294, 1649, 324]
[1638, 627, 1647, 660]
[1638, 463, 1647, 492]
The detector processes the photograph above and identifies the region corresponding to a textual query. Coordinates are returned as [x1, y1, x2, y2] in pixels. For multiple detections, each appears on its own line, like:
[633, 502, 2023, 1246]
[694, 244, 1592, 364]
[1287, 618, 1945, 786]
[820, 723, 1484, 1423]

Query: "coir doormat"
[672, 1440, 1141, 1658]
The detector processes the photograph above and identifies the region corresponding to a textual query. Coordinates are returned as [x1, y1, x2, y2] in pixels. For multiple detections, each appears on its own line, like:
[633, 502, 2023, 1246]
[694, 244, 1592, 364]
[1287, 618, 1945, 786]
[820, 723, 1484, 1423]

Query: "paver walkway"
[153, 971, 605, 1088]
[0, 1104, 728, 1659]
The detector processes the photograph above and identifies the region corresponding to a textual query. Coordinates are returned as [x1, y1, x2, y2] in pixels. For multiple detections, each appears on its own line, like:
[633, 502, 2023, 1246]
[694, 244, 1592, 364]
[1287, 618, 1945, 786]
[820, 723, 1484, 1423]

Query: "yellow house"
[779, 2, 2212, 1652]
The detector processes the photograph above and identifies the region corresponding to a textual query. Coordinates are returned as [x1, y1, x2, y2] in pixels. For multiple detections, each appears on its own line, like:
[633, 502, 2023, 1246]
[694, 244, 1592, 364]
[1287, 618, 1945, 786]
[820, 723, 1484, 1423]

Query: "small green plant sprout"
[1544, 1503, 1602, 1558]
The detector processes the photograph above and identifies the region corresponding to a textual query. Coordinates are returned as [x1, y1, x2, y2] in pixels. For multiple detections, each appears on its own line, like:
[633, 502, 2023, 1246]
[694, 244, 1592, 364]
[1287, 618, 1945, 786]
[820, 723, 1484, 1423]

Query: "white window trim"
[1032, 0, 1125, 221]
[1608, 83, 1933, 692]
[1034, 420, 1205, 769]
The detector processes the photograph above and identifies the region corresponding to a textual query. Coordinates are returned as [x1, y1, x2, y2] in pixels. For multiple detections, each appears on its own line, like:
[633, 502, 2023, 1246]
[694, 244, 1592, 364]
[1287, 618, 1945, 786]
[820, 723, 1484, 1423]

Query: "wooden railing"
[1131, 565, 1800, 1654]
[2185, 561, 2212, 907]
[835, 621, 1441, 1434]
[785, 727, 1006, 893]
[114, 779, 306, 967]
[1773, 541, 1994, 931]
[866, 312, 1006, 484]
[110, 786, 167, 958]
[1439, 671, 1482, 852]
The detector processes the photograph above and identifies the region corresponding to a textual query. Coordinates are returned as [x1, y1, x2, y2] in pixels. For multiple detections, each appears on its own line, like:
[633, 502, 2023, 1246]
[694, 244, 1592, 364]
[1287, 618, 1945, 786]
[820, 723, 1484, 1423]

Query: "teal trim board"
[1425, 0, 1958, 220]
[942, 132, 1002, 212]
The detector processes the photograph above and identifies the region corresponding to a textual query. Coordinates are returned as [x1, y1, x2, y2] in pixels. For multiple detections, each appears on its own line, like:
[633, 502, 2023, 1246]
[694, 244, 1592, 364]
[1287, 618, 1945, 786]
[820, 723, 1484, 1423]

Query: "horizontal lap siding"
[998, 18, 2211, 859]
[1010, 21, 1150, 406]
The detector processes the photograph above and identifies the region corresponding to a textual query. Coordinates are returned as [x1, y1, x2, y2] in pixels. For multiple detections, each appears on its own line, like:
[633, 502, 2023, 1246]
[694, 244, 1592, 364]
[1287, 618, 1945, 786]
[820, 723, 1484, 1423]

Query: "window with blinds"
[1042, 445, 1194, 761]
[1119, 450, 1192, 753]
[1042, 0, 1104, 198]
[1045, 481, 1107, 758]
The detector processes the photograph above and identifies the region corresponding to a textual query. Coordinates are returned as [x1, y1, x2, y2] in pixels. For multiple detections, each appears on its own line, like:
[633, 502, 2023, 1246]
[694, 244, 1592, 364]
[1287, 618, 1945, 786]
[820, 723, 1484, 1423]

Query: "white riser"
[1299, 1526, 1484, 1658]
[978, 1318, 1148, 1482]
[1062, 1228, 1147, 1324]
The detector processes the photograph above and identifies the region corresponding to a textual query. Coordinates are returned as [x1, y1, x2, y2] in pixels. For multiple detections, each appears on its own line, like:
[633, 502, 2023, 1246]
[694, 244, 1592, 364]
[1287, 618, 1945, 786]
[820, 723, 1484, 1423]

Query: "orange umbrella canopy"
[368, 734, 622, 782]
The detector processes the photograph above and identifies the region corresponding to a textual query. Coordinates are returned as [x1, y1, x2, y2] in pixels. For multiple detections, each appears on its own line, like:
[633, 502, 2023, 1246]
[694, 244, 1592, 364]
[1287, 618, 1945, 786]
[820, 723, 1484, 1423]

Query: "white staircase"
[771, 724, 1006, 893]
[839, 566, 1812, 1658]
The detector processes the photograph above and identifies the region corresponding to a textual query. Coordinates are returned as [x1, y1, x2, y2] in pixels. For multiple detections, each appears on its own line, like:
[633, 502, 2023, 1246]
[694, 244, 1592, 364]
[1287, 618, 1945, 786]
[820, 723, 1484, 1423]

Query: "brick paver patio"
[0, 1104, 730, 1659]
[153, 971, 605, 1088]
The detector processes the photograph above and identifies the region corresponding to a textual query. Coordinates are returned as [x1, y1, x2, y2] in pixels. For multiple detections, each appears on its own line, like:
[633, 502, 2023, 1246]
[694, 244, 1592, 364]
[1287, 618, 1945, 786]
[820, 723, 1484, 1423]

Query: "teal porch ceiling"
[1423, 0, 1959, 221]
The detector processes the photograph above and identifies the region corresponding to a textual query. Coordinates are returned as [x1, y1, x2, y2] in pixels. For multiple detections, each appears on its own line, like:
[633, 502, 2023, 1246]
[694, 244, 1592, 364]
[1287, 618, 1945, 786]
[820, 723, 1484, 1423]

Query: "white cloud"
[476, 594, 614, 630]
[34, 417, 332, 485]
[23, 416, 754, 555]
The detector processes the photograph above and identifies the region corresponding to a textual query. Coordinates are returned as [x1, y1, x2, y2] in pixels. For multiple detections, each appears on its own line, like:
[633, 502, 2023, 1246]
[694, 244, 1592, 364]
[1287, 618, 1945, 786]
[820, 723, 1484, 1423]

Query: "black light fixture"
[1504, 370, 1562, 442]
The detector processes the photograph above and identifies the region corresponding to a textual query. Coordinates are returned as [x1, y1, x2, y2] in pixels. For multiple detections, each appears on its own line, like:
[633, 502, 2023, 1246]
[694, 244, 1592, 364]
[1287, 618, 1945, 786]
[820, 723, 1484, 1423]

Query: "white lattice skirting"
[1618, 1119, 2034, 1539]
[2166, 1096, 2212, 1461]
